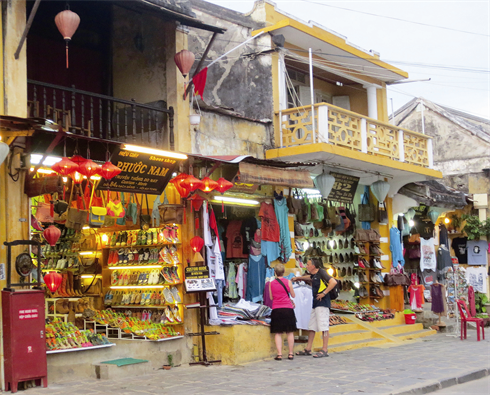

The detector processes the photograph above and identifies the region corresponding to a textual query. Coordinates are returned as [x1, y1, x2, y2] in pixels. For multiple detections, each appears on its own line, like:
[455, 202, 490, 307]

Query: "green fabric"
[101, 358, 148, 367]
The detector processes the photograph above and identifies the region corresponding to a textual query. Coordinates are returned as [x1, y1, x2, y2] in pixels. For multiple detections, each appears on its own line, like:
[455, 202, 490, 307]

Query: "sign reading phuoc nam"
[328, 172, 360, 203]
[98, 147, 179, 194]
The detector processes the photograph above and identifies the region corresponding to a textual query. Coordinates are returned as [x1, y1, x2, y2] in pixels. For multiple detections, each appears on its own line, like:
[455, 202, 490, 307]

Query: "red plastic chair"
[456, 299, 485, 341]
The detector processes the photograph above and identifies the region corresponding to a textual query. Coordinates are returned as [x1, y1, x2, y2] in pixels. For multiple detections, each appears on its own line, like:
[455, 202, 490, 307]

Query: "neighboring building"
[188, 0, 440, 191]
[392, 97, 490, 194]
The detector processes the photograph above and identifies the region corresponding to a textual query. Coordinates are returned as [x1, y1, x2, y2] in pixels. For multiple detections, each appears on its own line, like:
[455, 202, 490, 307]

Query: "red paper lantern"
[174, 49, 195, 78]
[99, 161, 121, 180]
[170, 173, 190, 198]
[190, 236, 204, 253]
[43, 225, 61, 246]
[199, 177, 219, 193]
[55, 9, 80, 69]
[216, 177, 234, 212]
[216, 177, 234, 194]
[70, 170, 84, 184]
[44, 271, 63, 293]
[70, 155, 85, 167]
[181, 175, 204, 193]
[51, 157, 78, 176]
[78, 159, 101, 178]
[188, 194, 205, 229]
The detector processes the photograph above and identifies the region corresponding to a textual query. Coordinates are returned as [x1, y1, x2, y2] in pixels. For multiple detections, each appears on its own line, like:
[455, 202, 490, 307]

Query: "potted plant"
[162, 354, 174, 370]
[450, 214, 463, 233]
[461, 215, 488, 240]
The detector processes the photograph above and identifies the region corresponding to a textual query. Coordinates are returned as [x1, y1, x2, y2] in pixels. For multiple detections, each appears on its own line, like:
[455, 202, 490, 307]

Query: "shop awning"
[397, 180, 469, 209]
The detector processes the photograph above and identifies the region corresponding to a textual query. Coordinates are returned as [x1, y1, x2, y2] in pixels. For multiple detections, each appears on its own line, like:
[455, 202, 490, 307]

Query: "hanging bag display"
[358, 192, 375, 222]
[116, 193, 127, 225]
[378, 201, 388, 224]
[106, 192, 126, 218]
[125, 193, 139, 224]
[66, 184, 88, 231]
[35, 196, 54, 223]
[89, 187, 107, 228]
[140, 194, 151, 230]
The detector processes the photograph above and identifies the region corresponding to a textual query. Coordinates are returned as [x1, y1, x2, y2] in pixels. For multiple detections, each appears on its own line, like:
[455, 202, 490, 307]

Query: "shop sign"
[98, 147, 180, 194]
[237, 162, 314, 188]
[185, 266, 210, 279]
[328, 172, 360, 203]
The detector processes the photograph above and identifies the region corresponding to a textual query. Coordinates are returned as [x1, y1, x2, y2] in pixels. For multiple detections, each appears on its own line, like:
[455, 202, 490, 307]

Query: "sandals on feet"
[274, 355, 282, 361]
[296, 349, 312, 356]
[313, 350, 329, 358]
[288, 353, 294, 360]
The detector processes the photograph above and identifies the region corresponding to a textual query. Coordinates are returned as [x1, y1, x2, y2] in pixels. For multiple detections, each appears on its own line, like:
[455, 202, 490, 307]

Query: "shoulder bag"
[358, 192, 375, 222]
[271, 278, 295, 308]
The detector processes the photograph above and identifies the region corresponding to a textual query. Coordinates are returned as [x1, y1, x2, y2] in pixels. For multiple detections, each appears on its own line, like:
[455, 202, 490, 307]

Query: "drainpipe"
[308, 48, 316, 142]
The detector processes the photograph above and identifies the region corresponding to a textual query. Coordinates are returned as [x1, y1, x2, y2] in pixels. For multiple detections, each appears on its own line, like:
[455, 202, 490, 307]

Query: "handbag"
[116, 193, 127, 225]
[35, 201, 54, 223]
[126, 193, 139, 224]
[66, 183, 88, 231]
[140, 194, 151, 230]
[367, 229, 381, 242]
[159, 204, 184, 224]
[107, 192, 126, 218]
[378, 202, 388, 224]
[358, 192, 375, 222]
[407, 246, 421, 259]
[355, 228, 369, 242]
[88, 186, 107, 228]
[25, 175, 64, 197]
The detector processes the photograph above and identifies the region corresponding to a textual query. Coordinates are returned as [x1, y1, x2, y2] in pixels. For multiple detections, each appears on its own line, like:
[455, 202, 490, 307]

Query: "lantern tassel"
[66, 43, 69, 69]
[222, 200, 224, 213]
[195, 217, 199, 230]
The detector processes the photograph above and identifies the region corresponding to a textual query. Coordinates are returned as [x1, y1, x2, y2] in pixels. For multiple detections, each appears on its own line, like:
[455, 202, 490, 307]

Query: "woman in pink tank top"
[269, 263, 297, 361]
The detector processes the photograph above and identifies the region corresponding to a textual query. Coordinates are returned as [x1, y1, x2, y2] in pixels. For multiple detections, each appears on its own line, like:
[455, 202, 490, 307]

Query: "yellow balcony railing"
[277, 103, 433, 168]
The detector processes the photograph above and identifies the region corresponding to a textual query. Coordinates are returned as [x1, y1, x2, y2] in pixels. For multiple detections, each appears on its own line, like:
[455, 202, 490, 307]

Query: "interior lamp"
[444, 217, 450, 224]
[122, 144, 188, 160]
[327, 267, 334, 276]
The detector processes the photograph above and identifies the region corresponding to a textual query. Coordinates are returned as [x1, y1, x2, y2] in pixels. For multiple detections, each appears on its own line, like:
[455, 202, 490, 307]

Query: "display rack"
[355, 240, 386, 304]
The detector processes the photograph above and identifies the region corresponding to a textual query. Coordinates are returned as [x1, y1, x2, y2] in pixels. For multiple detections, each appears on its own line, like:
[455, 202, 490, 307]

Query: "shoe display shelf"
[99, 224, 185, 342]
[45, 298, 83, 323]
[354, 240, 387, 304]
[46, 320, 115, 354]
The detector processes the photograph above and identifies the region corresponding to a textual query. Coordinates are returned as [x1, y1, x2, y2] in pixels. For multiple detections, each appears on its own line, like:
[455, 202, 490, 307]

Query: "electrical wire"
[299, 0, 490, 37]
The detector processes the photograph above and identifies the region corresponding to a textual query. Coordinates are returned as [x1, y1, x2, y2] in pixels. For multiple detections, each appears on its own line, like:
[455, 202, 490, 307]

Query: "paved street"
[21, 333, 490, 395]
[434, 375, 490, 394]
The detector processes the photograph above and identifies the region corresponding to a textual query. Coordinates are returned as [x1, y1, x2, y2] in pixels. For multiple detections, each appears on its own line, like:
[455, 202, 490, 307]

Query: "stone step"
[381, 323, 425, 335]
[395, 329, 437, 341]
[325, 337, 389, 353]
[329, 329, 379, 345]
[93, 360, 151, 380]
[329, 323, 362, 334]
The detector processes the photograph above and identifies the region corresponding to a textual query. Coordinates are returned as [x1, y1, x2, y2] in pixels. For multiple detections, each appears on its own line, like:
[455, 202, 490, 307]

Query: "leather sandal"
[296, 349, 312, 356]
[274, 355, 282, 361]
[313, 350, 329, 358]
[288, 354, 294, 360]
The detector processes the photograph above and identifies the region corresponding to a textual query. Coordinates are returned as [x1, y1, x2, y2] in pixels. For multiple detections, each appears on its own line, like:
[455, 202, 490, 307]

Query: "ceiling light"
[122, 144, 188, 160]
[212, 196, 259, 206]
[30, 154, 62, 166]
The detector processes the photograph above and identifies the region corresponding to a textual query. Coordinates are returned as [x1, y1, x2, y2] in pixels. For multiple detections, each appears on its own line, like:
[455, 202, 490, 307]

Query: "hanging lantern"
[55, 9, 80, 69]
[199, 177, 218, 193]
[405, 208, 416, 221]
[192, 252, 205, 264]
[78, 159, 101, 178]
[98, 161, 121, 180]
[0, 141, 10, 166]
[370, 180, 390, 203]
[44, 271, 63, 293]
[70, 155, 85, 168]
[215, 177, 234, 212]
[43, 225, 61, 247]
[70, 170, 84, 184]
[188, 194, 205, 229]
[51, 157, 78, 176]
[428, 210, 440, 224]
[314, 171, 335, 199]
[174, 49, 195, 78]
[181, 175, 204, 193]
[190, 236, 204, 253]
[170, 174, 190, 198]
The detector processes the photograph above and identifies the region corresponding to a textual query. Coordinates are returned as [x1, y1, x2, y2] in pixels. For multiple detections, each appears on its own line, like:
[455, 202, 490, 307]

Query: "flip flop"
[313, 350, 329, 358]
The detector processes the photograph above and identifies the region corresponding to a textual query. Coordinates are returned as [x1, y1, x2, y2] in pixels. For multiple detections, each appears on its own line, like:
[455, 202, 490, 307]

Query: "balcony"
[267, 103, 441, 187]
[27, 80, 175, 149]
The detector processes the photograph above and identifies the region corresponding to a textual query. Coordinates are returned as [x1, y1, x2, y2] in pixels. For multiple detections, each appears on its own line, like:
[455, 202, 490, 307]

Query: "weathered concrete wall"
[185, 1, 273, 156]
[112, 6, 168, 104]
[188, 1, 272, 121]
[396, 106, 490, 179]
[191, 110, 271, 158]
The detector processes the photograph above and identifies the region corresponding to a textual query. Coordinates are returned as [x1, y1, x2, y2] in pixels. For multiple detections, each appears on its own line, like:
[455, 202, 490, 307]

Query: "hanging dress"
[274, 197, 292, 263]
